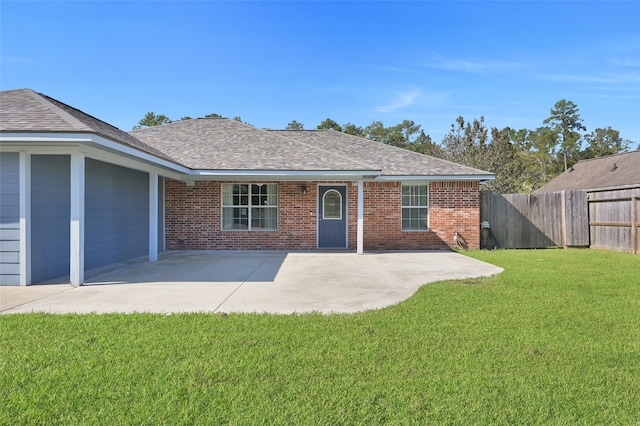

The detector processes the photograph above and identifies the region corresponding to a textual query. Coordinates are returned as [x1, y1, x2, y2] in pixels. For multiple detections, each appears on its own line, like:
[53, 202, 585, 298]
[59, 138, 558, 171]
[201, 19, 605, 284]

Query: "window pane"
[266, 184, 277, 205]
[402, 208, 429, 230]
[222, 184, 234, 205]
[251, 207, 277, 230]
[323, 190, 341, 219]
[402, 185, 428, 207]
[222, 207, 248, 229]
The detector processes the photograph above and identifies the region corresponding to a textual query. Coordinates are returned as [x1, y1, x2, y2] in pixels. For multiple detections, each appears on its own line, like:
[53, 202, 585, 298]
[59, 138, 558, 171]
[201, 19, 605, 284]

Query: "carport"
[1, 251, 503, 314]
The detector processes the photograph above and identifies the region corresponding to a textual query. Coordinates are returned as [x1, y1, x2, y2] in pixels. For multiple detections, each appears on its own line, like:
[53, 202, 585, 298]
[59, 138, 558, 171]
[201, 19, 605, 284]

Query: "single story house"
[535, 150, 640, 194]
[0, 88, 494, 286]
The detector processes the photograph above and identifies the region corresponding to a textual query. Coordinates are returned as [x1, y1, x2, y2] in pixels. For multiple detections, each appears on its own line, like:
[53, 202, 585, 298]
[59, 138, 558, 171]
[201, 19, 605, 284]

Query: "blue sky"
[2, 1, 639, 144]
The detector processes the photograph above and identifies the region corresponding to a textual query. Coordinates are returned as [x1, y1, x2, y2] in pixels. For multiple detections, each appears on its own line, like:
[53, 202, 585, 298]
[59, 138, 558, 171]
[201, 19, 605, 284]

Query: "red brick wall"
[362, 181, 480, 250]
[164, 179, 480, 251]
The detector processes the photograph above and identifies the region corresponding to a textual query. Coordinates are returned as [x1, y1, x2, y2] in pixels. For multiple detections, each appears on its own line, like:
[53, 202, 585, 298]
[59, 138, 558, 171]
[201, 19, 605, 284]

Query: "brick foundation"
[164, 179, 480, 251]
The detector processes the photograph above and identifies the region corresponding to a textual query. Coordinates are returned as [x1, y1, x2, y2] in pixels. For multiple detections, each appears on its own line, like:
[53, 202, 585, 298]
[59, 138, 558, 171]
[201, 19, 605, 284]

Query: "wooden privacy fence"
[481, 188, 639, 253]
[480, 190, 589, 249]
[588, 188, 639, 254]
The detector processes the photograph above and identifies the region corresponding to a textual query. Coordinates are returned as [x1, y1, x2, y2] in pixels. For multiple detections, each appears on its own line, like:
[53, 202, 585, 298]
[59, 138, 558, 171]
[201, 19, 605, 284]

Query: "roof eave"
[375, 174, 496, 182]
[0, 132, 190, 175]
[190, 169, 382, 181]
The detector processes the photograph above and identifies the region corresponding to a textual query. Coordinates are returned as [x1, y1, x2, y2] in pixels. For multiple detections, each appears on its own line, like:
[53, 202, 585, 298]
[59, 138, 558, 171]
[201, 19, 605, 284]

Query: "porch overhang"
[186, 169, 382, 182]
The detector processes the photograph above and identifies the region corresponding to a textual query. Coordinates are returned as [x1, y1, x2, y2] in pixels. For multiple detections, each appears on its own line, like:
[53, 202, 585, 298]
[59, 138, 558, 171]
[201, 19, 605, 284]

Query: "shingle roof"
[271, 130, 493, 177]
[534, 150, 640, 193]
[131, 118, 378, 171]
[0, 88, 172, 161]
[1, 88, 494, 179]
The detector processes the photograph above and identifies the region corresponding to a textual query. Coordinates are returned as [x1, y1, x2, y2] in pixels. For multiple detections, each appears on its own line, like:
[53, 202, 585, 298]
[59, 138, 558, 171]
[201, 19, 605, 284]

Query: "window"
[222, 183, 277, 230]
[402, 185, 429, 231]
[323, 189, 342, 219]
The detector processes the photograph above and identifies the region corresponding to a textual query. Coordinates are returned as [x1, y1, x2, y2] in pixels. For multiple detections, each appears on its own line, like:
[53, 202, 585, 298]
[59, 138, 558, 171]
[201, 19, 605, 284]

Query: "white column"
[357, 180, 364, 254]
[149, 172, 158, 262]
[70, 152, 85, 286]
[19, 152, 31, 286]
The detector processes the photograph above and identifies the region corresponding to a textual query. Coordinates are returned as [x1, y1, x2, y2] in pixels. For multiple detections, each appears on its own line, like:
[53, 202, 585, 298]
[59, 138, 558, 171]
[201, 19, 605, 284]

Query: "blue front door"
[318, 185, 347, 248]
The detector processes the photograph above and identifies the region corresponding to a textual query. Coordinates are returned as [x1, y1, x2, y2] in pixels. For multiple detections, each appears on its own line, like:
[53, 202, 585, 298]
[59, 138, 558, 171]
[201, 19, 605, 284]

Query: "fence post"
[633, 197, 638, 254]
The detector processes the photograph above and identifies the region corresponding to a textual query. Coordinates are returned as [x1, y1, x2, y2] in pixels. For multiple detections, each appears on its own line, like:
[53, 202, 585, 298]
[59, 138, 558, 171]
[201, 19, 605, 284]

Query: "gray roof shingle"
[131, 118, 378, 171]
[0, 88, 173, 162]
[272, 130, 493, 177]
[132, 119, 493, 177]
[534, 150, 640, 193]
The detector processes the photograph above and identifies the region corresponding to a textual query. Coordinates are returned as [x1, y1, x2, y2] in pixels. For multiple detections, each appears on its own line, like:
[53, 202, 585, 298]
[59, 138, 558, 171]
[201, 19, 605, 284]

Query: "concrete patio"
[1, 251, 503, 314]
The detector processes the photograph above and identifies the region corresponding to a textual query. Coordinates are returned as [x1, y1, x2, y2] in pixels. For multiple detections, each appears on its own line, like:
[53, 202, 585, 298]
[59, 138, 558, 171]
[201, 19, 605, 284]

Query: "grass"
[1, 249, 639, 425]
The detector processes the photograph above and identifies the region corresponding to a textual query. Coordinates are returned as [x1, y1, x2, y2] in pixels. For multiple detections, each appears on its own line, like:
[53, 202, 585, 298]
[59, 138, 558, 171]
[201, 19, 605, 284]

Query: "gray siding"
[31, 155, 71, 283]
[0, 153, 21, 285]
[85, 159, 149, 270]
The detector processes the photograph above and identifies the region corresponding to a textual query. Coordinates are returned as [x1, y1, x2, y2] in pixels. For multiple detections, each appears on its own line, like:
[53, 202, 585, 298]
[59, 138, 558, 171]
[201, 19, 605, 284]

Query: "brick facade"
[164, 179, 480, 251]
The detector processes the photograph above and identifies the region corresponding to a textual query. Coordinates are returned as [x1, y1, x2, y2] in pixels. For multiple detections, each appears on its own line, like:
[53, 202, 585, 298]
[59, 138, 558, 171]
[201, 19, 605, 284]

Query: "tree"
[485, 127, 522, 194]
[362, 120, 424, 148]
[511, 127, 559, 192]
[132, 112, 173, 130]
[363, 121, 388, 143]
[581, 127, 630, 159]
[439, 117, 524, 193]
[543, 100, 586, 171]
[441, 116, 489, 168]
[390, 120, 421, 148]
[205, 113, 222, 118]
[409, 131, 444, 157]
[317, 118, 342, 132]
[343, 122, 364, 137]
[286, 120, 304, 130]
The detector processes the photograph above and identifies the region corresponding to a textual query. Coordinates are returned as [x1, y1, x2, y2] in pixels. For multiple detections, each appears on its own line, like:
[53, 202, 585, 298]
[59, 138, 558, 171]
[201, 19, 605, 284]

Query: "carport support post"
[19, 152, 31, 285]
[357, 180, 364, 254]
[70, 152, 85, 286]
[149, 173, 158, 262]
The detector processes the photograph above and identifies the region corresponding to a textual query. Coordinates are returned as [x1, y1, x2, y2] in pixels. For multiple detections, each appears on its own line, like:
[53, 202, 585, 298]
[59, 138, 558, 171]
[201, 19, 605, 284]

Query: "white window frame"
[401, 184, 429, 231]
[222, 183, 278, 231]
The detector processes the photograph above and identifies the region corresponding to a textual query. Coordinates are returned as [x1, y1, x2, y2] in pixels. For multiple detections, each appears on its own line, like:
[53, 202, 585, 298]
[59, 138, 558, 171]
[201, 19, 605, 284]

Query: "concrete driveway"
[1, 251, 502, 314]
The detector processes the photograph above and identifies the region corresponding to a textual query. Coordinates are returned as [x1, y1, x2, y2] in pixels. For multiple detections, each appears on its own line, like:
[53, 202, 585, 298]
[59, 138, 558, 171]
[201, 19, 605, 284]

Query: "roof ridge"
[575, 149, 639, 164]
[38, 91, 132, 133]
[21, 89, 92, 132]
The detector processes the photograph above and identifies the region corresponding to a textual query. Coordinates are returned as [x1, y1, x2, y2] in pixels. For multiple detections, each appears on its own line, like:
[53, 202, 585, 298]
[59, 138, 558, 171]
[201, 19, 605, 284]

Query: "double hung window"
[402, 185, 429, 231]
[222, 183, 277, 230]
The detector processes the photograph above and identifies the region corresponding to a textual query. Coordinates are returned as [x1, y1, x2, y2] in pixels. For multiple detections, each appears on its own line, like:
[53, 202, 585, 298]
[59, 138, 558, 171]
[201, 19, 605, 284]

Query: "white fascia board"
[375, 174, 495, 182]
[191, 170, 381, 181]
[1, 132, 189, 175]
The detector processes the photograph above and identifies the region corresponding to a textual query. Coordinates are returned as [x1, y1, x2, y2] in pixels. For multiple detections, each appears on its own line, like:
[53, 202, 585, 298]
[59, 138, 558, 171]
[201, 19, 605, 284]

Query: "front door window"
[323, 189, 342, 220]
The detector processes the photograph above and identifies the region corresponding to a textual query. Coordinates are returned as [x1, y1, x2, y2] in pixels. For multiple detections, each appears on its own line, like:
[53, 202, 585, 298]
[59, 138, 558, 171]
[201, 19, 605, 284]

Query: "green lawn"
[1, 249, 639, 425]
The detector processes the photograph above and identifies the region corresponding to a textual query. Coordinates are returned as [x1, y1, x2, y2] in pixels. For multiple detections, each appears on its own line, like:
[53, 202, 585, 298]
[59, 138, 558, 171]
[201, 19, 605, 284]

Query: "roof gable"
[0, 88, 171, 161]
[535, 150, 640, 193]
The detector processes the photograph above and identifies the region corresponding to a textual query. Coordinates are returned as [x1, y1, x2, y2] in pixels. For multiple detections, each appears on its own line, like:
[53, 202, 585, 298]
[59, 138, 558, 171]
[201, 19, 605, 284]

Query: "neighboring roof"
[0, 88, 172, 162]
[271, 129, 493, 178]
[535, 150, 640, 193]
[130, 118, 376, 171]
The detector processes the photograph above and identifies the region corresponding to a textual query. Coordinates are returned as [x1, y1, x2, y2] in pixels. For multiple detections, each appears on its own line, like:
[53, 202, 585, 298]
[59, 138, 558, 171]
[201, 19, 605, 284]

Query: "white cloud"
[422, 54, 521, 73]
[375, 89, 422, 113]
[535, 72, 640, 85]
